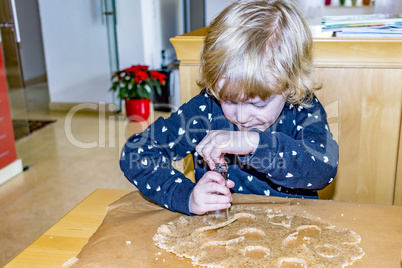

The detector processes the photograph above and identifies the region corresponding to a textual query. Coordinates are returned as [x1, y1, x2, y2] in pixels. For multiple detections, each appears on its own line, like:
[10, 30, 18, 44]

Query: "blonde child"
[120, 0, 338, 215]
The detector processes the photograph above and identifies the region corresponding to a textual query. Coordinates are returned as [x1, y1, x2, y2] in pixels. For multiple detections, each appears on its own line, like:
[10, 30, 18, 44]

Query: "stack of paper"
[322, 14, 402, 38]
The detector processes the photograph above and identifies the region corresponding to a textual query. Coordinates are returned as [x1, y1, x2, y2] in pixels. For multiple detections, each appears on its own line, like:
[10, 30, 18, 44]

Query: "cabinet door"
[315, 68, 402, 205]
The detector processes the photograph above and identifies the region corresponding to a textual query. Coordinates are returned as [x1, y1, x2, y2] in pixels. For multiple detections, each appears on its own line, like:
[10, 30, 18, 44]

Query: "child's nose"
[237, 104, 252, 124]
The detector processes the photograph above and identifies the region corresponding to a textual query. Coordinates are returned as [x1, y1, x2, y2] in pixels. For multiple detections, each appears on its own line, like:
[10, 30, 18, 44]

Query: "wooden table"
[5, 189, 402, 267]
[4, 189, 131, 267]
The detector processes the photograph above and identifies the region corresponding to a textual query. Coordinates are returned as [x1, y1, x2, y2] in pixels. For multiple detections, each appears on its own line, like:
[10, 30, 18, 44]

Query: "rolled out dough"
[154, 206, 364, 267]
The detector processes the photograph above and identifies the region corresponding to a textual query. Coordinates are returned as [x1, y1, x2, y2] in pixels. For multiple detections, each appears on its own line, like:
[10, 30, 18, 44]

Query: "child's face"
[220, 94, 286, 132]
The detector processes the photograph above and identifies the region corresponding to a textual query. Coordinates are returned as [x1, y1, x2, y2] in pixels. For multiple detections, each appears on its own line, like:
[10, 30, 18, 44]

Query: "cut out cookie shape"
[315, 244, 341, 258]
[283, 225, 321, 247]
[238, 228, 265, 240]
[268, 213, 292, 227]
[154, 206, 364, 267]
[243, 245, 270, 259]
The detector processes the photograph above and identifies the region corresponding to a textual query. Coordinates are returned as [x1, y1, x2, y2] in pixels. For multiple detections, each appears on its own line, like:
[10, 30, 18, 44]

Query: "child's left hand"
[196, 130, 259, 170]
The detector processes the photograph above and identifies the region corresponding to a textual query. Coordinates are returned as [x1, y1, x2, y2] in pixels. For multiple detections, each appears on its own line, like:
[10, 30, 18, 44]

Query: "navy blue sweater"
[120, 92, 338, 215]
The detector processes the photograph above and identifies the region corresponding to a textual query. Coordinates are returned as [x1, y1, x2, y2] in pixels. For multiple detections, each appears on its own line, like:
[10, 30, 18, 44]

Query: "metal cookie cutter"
[207, 163, 229, 222]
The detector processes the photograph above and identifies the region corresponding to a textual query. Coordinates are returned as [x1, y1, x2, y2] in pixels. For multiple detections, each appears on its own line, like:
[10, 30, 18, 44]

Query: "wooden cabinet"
[170, 28, 402, 205]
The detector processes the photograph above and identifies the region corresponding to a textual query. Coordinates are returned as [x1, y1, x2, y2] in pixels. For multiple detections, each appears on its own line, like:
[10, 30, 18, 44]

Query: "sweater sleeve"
[120, 94, 211, 215]
[238, 98, 339, 190]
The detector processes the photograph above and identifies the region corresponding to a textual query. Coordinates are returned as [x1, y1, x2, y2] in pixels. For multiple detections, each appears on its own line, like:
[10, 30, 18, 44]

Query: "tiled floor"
[0, 83, 169, 266]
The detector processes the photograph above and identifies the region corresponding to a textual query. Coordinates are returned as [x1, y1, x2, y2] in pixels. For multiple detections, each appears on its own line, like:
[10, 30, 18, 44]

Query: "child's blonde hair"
[198, 0, 321, 106]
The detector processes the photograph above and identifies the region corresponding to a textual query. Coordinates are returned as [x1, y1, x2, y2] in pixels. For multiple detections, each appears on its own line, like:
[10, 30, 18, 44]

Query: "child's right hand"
[196, 130, 259, 170]
[189, 171, 234, 215]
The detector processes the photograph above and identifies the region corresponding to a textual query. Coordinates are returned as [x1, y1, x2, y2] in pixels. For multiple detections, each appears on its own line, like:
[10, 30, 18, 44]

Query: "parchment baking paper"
[70, 191, 402, 267]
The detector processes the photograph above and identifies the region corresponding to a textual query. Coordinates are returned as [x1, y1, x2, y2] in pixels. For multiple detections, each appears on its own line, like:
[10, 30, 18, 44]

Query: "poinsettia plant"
[110, 65, 167, 100]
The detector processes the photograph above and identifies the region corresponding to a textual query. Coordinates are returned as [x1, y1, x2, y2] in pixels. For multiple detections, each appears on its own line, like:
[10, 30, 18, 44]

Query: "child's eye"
[253, 104, 267, 110]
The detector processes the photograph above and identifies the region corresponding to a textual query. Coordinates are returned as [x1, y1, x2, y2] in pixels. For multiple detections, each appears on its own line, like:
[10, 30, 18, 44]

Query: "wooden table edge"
[4, 188, 132, 268]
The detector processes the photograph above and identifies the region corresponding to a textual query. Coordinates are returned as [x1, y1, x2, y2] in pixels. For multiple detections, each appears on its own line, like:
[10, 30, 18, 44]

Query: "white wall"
[38, 0, 112, 104]
[117, 0, 181, 71]
[141, 0, 159, 68]
[38, 0, 181, 104]
[15, 0, 46, 82]
[205, 0, 233, 25]
[139, 0, 180, 69]
[116, 0, 145, 70]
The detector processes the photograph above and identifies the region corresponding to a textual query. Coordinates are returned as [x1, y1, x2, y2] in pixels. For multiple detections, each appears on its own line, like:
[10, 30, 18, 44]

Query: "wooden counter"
[170, 28, 402, 206]
[4, 189, 402, 267]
